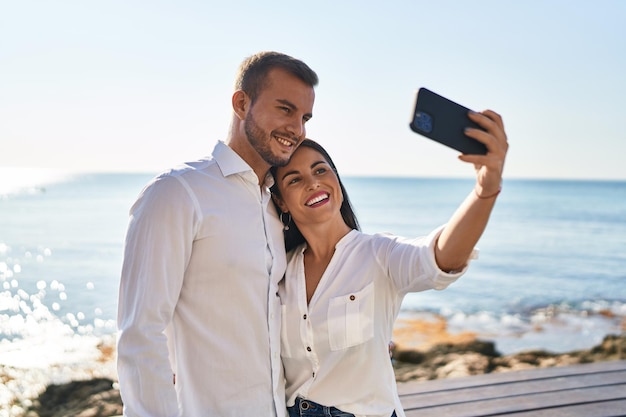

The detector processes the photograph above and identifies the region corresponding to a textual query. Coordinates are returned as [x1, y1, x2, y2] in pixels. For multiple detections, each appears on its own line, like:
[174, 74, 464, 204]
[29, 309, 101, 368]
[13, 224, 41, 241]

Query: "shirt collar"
[297, 229, 359, 255]
[212, 141, 275, 188]
[336, 229, 359, 248]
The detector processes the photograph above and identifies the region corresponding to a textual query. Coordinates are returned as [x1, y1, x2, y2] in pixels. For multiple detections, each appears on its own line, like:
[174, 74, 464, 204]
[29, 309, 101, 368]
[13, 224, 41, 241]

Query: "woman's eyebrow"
[281, 169, 300, 181]
[281, 160, 328, 180]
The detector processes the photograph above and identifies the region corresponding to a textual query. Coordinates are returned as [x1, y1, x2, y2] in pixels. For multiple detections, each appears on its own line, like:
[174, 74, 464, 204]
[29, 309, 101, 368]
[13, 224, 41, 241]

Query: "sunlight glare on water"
[0, 168, 74, 197]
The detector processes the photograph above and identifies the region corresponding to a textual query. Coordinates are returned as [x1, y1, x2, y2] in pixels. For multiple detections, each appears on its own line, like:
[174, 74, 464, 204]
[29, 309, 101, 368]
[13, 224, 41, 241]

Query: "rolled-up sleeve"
[382, 225, 478, 294]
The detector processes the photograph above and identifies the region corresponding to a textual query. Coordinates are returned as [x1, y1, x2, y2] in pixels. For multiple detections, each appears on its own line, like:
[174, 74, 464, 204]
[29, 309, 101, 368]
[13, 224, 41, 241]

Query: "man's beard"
[244, 111, 292, 167]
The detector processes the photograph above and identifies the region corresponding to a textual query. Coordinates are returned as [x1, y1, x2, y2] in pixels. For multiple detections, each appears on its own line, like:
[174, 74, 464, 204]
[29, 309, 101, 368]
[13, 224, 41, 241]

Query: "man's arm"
[117, 176, 193, 416]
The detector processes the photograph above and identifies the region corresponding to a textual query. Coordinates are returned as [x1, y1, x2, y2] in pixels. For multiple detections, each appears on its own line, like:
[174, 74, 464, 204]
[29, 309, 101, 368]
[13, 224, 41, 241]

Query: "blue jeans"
[287, 397, 397, 417]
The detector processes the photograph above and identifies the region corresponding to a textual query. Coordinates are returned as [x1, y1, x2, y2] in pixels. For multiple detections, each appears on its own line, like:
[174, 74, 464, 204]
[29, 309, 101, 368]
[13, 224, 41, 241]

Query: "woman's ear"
[232, 90, 250, 120]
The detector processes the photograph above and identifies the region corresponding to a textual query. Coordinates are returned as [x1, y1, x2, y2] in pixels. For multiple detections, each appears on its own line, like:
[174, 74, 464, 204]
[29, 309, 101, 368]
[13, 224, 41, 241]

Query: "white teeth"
[275, 137, 291, 147]
[306, 194, 328, 206]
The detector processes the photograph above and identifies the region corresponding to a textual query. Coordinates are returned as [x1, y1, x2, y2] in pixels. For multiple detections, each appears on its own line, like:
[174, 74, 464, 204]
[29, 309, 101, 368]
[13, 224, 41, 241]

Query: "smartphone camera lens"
[413, 111, 433, 133]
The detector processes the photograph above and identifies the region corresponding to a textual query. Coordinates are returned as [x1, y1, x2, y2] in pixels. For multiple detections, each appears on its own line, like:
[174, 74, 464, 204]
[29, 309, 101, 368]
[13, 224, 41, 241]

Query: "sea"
[1, 170, 625, 373]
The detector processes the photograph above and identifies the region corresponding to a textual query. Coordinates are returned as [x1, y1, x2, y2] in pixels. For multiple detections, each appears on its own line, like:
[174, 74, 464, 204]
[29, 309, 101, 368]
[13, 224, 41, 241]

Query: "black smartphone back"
[410, 87, 487, 155]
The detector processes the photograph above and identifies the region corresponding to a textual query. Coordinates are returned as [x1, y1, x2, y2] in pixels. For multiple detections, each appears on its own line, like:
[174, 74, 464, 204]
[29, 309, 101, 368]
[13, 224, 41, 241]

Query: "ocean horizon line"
[1, 166, 625, 184]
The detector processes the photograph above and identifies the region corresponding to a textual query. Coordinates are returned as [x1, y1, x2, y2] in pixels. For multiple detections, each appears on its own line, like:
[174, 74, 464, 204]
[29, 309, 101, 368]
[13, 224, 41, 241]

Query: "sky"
[2, 0, 625, 180]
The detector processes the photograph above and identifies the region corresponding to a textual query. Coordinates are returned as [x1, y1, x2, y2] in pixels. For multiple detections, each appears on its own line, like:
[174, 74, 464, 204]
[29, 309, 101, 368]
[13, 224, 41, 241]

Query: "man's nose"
[285, 118, 305, 140]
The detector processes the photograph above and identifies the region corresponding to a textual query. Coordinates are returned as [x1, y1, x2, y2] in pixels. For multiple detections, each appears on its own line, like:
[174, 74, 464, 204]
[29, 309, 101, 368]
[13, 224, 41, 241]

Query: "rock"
[392, 349, 426, 364]
[394, 333, 626, 382]
[433, 353, 491, 379]
[427, 339, 500, 359]
[586, 333, 626, 359]
[25, 378, 122, 417]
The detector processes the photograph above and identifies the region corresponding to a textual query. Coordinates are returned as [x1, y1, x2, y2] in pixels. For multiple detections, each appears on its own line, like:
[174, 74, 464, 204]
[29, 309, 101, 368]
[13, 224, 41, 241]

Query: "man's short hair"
[234, 51, 319, 103]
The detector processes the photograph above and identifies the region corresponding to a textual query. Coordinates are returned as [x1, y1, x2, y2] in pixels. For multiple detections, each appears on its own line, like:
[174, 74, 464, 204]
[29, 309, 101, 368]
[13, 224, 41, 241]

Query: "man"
[117, 51, 318, 416]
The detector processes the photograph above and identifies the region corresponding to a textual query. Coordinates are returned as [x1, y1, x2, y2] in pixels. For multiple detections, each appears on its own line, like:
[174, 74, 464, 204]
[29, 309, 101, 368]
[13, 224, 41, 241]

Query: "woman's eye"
[287, 177, 300, 185]
[315, 167, 327, 175]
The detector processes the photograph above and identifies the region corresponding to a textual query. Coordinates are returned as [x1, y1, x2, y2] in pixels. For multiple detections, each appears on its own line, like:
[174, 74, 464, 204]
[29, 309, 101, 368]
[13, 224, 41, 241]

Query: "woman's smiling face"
[274, 146, 343, 227]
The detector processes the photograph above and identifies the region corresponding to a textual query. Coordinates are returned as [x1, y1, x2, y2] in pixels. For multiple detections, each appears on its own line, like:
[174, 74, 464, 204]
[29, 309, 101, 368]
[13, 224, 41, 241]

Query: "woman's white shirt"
[279, 227, 477, 417]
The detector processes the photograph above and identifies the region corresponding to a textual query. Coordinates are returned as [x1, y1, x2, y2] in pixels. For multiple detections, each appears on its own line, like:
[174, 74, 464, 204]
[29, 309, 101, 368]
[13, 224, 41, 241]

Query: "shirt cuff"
[426, 225, 479, 290]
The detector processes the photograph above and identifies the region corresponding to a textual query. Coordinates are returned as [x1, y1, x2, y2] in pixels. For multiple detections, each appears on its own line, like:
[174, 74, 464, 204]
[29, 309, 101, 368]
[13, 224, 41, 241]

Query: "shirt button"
[306, 346, 312, 352]
[303, 314, 307, 320]
[350, 295, 356, 301]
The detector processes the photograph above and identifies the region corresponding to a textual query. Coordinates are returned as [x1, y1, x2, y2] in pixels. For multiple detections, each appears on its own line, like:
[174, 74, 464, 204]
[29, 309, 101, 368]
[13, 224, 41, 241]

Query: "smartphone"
[409, 87, 487, 155]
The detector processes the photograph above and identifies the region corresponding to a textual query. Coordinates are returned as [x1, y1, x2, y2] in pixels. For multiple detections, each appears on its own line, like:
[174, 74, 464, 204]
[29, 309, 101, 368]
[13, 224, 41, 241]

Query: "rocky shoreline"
[12, 333, 624, 417]
[392, 333, 626, 382]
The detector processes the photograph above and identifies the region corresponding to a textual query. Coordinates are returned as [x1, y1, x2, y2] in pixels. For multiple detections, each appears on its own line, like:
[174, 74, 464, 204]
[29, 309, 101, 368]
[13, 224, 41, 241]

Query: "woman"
[271, 110, 508, 417]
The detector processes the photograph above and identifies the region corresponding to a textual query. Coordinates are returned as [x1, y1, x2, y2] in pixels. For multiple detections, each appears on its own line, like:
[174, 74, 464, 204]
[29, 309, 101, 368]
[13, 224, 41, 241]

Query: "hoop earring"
[280, 212, 292, 231]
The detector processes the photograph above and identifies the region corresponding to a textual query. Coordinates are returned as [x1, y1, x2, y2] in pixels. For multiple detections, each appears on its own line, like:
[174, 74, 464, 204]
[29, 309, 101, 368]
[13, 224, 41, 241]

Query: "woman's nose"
[305, 177, 319, 190]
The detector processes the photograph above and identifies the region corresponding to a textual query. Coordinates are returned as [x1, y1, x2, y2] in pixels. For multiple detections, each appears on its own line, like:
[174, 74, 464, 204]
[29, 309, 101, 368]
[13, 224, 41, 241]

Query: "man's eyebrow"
[277, 99, 313, 120]
[276, 99, 296, 109]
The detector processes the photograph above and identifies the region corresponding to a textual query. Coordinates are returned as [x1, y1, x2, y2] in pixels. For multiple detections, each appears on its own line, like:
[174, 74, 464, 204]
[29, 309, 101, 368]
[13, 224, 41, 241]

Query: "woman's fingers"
[459, 110, 509, 192]
[465, 110, 508, 156]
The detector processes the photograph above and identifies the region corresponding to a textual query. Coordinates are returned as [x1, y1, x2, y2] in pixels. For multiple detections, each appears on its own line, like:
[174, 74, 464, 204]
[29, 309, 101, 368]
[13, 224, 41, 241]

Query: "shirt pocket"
[327, 282, 375, 351]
